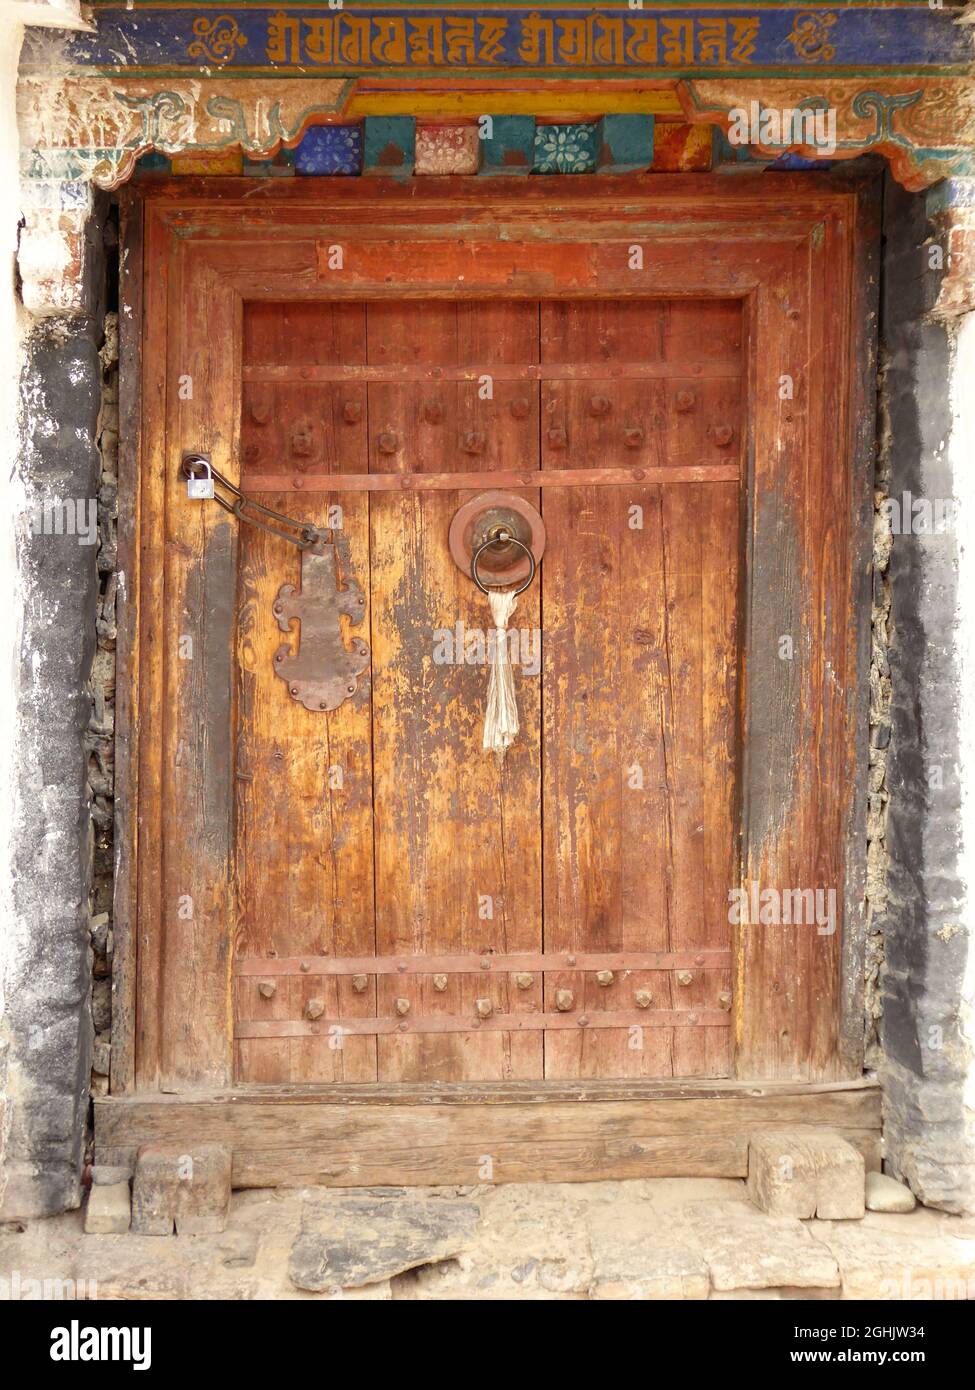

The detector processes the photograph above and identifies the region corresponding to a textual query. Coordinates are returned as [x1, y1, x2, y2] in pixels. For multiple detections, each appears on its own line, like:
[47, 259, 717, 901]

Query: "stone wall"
[0, 204, 107, 1220]
[877, 176, 975, 1214]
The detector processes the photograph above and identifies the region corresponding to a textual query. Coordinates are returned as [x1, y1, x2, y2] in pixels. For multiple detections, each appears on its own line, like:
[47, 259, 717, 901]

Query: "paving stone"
[865, 1172, 917, 1213]
[674, 1199, 841, 1291]
[289, 1196, 480, 1291]
[401, 1187, 593, 1298]
[748, 1130, 865, 1219]
[84, 1181, 130, 1235]
[814, 1222, 975, 1299]
[587, 1206, 709, 1300]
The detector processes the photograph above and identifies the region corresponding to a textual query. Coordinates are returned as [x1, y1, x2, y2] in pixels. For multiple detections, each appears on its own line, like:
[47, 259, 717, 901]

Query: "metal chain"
[182, 456, 326, 551]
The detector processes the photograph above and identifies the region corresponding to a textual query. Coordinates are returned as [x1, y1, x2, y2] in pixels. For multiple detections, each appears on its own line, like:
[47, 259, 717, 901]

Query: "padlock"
[185, 455, 214, 500]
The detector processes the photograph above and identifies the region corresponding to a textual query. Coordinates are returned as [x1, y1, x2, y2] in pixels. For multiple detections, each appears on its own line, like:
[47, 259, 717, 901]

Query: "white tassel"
[482, 589, 519, 756]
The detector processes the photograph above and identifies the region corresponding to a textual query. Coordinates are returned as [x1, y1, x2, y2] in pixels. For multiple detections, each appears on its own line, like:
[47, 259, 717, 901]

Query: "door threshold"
[95, 1077, 880, 1188]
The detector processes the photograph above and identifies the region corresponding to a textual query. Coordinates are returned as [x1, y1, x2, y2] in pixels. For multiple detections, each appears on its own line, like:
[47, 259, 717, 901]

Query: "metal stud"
[351, 974, 368, 993]
[291, 420, 315, 457]
[378, 431, 399, 455]
[258, 980, 277, 999]
[555, 989, 575, 1012]
[634, 989, 653, 1009]
[718, 990, 733, 1011]
[514, 972, 534, 990]
[710, 424, 734, 447]
[462, 430, 486, 454]
[623, 427, 644, 449]
[394, 997, 411, 1016]
[588, 395, 611, 417]
[423, 401, 444, 424]
[595, 970, 615, 987]
[509, 397, 531, 420]
[433, 973, 449, 992]
[676, 970, 694, 986]
[249, 398, 272, 425]
[304, 997, 325, 1020]
[475, 997, 494, 1019]
[342, 400, 363, 424]
[547, 426, 567, 450]
[674, 390, 696, 413]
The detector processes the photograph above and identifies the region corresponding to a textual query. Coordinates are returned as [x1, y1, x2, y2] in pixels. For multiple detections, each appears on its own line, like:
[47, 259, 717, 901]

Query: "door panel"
[236, 303, 377, 1083]
[367, 301, 543, 1082]
[539, 301, 739, 1078]
[233, 295, 741, 1083]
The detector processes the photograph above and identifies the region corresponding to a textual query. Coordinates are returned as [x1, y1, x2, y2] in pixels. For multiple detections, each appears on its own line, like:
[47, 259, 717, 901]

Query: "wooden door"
[230, 295, 740, 1083]
[120, 180, 871, 1099]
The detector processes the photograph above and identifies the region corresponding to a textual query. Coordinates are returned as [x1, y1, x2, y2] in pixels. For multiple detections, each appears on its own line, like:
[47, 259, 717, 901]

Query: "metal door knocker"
[448, 491, 546, 587]
[449, 492, 545, 756]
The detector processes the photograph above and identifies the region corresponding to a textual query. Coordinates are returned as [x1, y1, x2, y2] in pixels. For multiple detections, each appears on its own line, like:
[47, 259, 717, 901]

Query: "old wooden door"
[230, 296, 740, 1083]
[123, 180, 869, 1101]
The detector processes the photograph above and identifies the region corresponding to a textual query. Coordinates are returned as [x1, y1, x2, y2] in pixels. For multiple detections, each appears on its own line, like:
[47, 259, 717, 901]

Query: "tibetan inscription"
[58, 7, 974, 76]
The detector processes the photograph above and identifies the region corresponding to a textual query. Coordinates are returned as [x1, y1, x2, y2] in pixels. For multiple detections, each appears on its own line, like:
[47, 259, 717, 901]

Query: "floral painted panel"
[415, 125, 480, 176]
[533, 123, 599, 174]
[294, 124, 362, 175]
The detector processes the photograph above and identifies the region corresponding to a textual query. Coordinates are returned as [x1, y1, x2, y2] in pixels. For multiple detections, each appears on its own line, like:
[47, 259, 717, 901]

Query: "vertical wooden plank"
[134, 204, 172, 1090]
[737, 245, 813, 1081]
[541, 300, 741, 1078]
[369, 300, 544, 1081]
[235, 303, 377, 1083]
[159, 254, 239, 1087]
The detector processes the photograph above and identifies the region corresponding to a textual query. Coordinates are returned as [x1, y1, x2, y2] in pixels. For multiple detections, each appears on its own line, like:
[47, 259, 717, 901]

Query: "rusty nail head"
[578, 1015, 589, 1027]
[632, 469, 645, 481]
[292, 478, 304, 489]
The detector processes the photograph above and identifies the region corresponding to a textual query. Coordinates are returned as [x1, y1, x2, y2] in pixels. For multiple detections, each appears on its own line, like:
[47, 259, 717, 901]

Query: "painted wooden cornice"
[15, 3, 975, 312]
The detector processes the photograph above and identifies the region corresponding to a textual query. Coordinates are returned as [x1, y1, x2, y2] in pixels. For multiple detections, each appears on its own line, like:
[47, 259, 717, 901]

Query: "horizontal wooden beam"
[242, 361, 740, 383]
[236, 1010, 731, 1038]
[235, 949, 733, 977]
[241, 463, 740, 493]
[95, 1080, 882, 1187]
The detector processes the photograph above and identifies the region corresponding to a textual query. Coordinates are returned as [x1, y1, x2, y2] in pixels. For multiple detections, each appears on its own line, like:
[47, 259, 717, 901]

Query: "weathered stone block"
[84, 1180, 130, 1234]
[748, 1131, 865, 1220]
[131, 1143, 232, 1236]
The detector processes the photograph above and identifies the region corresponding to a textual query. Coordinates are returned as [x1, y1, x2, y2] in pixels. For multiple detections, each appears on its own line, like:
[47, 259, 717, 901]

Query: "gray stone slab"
[289, 1196, 480, 1291]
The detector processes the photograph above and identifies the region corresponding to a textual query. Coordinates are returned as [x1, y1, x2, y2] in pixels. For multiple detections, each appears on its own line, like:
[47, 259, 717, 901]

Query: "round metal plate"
[448, 492, 546, 587]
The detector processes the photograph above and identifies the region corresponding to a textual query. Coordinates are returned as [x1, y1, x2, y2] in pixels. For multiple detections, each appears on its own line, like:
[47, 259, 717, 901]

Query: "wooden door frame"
[112, 172, 879, 1100]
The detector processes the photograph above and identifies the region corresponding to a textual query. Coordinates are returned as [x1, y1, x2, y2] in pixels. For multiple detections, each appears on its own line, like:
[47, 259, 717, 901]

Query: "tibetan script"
[263, 12, 762, 68]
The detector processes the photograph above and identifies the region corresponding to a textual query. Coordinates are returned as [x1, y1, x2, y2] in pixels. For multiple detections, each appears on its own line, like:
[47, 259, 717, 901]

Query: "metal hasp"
[273, 536, 369, 712]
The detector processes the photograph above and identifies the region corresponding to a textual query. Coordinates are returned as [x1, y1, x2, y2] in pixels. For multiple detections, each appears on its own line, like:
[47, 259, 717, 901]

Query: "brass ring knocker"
[471, 530, 536, 597]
